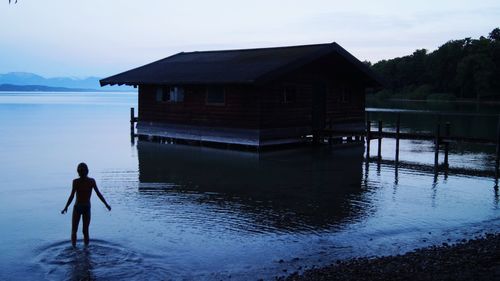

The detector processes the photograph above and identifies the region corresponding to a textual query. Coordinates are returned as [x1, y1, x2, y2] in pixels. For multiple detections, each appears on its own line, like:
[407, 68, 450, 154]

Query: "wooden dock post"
[434, 116, 441, 168]
[366, 112, 371, 157]
[395, 113, 401, 163]
[377, 120, 382, 159]
[444, 122, 451, 167]
[130, 107, 135, 135]
[130, 107, 136, 144]
[496, 116, 500, 174]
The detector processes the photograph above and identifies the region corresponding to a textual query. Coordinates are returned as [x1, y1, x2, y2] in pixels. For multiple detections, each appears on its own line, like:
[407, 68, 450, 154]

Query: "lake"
[0, 92, 499, 280]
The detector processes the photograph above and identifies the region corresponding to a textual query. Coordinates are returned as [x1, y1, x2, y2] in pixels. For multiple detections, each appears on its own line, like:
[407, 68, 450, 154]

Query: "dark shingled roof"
[100, 42, 383, 87]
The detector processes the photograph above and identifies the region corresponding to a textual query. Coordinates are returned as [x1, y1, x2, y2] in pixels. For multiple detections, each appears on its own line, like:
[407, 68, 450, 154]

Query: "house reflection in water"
[137, 141, 369, 233]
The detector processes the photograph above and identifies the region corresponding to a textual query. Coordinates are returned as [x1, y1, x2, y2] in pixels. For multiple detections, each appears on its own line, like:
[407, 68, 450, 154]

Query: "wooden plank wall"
[325, 80, 365, 125]
[257, 82, 364, 129]
[258, 83, 313, 129]
[256, 51, 367, 130]
[138, 85, 260, 129]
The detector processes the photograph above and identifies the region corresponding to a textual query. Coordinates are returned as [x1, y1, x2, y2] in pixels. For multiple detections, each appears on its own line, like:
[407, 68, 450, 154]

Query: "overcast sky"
[1, 0, 499, 78]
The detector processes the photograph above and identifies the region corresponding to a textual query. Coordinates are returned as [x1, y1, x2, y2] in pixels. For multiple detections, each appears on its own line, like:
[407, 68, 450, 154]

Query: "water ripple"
[35, 240, 171, 281]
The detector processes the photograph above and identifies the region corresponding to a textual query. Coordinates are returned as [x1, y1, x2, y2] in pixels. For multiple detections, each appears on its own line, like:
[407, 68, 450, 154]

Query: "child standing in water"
[61, 163, 111, 246]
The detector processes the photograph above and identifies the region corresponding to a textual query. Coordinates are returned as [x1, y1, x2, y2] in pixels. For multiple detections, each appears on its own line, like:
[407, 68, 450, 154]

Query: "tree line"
[370, 28, 500, 101]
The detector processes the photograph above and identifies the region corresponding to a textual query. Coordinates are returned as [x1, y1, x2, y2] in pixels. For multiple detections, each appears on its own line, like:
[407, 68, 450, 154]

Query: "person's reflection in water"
[70, 247, 94, 281]
[61, 163, 111, 246]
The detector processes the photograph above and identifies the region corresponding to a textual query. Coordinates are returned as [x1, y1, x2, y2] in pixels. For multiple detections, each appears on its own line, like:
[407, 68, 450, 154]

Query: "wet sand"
[278, 233, 500, 281]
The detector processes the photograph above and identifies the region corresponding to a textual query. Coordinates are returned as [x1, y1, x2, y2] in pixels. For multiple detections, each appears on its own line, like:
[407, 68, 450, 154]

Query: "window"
[169, 86, 185, 102]
[282, 85, 297, 104]
[206, 86, 225, 105]
[156, 86, 184, 103]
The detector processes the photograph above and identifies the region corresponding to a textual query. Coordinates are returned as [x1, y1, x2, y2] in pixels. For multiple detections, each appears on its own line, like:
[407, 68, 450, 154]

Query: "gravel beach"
[278, 233, 500, 281]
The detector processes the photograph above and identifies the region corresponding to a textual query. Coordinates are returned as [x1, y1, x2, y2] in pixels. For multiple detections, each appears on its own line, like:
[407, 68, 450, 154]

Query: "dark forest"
[370, 28, 500, 101]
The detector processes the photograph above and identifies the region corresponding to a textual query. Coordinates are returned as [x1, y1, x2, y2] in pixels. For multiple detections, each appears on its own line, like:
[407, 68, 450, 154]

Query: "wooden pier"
[319, 109, 500, 178]
[365, 110, 500, 165]
[131, 107, 500, 174]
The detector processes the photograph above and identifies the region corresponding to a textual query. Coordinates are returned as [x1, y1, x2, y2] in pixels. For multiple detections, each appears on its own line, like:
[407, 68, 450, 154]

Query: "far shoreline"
[367, 97, 500, 106]
[0, 83, 133, 93]
[0, 90, 135, 93]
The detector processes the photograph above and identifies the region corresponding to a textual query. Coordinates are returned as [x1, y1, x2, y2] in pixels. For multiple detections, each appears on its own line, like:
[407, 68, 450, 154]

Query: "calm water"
[0, 92, 499, 281]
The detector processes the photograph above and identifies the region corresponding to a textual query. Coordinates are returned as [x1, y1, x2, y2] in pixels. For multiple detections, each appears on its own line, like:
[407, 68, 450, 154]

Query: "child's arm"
[93, 179, 111, 211]
[61, 182, 76, 214]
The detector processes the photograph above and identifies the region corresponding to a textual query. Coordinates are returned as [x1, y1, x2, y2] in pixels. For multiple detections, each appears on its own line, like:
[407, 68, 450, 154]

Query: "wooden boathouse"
[100, 42, 383, 148]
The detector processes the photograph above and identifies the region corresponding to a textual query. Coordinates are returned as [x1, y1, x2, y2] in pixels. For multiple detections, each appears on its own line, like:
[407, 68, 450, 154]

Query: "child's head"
[77, 162, 89, 178]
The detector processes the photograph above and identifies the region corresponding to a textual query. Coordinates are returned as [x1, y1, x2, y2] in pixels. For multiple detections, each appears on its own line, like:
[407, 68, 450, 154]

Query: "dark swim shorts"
[73, 203, 91, 216]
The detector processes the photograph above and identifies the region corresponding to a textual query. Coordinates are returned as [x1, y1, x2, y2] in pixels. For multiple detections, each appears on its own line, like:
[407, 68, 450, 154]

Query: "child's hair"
[77, 163, 89, 178]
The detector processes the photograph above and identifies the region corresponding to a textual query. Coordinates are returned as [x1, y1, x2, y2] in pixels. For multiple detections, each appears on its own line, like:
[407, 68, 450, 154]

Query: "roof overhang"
[99, 42, 385, 89]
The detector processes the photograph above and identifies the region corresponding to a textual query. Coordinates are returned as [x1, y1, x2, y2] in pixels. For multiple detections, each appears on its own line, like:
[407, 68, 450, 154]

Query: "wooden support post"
[395, 113, 401, 163]
[366, 112, 371, 158]
[496, 116, 500, 175]
[444, 122, 450, 167]
[130, 107, 135, 144]
[434, 116, 441, 168]
[377, 120, 382, 159]
[130, 107, 135, 135]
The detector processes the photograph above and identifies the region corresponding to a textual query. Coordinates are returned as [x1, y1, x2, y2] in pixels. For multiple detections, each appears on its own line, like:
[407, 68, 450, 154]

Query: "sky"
[1, 0, 499, 78]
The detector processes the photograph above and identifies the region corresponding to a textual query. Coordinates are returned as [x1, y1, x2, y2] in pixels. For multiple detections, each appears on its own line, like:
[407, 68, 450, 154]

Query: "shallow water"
[0, 92, 499, 280]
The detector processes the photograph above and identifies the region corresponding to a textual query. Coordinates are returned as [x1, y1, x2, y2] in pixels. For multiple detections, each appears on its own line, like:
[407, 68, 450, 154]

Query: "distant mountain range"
[0, 84, 102, 92]
[0, 72, 131, 92]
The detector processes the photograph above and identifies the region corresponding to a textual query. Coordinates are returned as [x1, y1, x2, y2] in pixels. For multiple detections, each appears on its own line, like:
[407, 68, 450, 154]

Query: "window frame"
[169, 86, 185, 103]
[155, 86, 185, 104]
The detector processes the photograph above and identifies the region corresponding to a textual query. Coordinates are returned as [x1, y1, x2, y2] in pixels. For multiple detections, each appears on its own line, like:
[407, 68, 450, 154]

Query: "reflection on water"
[137, 142, 367, 234]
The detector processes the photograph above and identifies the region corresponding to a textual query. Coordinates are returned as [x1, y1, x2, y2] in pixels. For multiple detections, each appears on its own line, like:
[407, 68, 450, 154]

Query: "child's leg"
[71, 210, 81, 247]
[82, 212, 91, 245]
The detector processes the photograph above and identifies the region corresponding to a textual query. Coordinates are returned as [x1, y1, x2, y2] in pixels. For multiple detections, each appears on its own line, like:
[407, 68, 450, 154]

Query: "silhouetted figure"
[61, 163, 111, 246]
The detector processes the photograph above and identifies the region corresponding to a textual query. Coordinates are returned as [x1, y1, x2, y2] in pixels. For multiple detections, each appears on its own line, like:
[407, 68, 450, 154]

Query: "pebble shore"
[278, 233, 500, 281]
